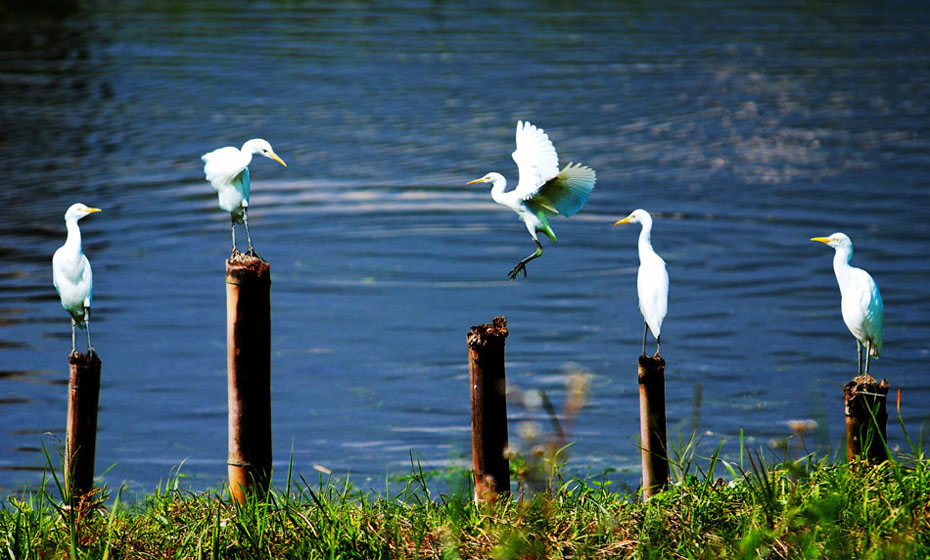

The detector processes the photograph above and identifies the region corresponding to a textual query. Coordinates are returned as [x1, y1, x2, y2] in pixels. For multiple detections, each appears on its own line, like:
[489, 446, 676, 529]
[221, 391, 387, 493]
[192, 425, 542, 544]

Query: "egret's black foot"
[246, 247, 263, 261]
[507, 263, 528, 280]
[87, 346, 96, 357]
[230, 247, 243, 259]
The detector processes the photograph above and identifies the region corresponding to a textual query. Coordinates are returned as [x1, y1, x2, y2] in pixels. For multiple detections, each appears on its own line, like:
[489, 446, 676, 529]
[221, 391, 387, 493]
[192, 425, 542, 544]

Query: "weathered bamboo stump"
[226, 254, 272, 503]
[844, 374, 889, 463]
[638, 354, 668, 498]
[467, 316, 510, 501]
[66, 350, 101, 499]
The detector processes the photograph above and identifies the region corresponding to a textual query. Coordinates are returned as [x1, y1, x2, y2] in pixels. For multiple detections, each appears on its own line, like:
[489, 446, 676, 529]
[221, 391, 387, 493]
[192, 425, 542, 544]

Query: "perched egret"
[201, 138, 286, 257]
[52, 203, 101, 354]
[614, 209, 668, 357]
[468, 121, 596, 280]
[811, 233, 883, 375]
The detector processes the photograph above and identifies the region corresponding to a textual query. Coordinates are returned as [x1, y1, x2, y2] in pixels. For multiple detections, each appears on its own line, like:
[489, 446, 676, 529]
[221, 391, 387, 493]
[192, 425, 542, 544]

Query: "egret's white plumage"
[52, 203, 101, 354]
[812, 233, 884, 374]
[615, 209, 668, 357]
[201, 138, 286, 256]
[468, 121, 596, 280]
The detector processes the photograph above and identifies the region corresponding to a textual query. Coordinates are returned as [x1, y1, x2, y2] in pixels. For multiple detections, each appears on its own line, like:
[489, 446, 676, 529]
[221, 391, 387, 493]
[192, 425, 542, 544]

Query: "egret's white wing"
[234, 167, 251, 204]
[512, 121, 559, 197]
[524, 163, 596, 217]
[202, 146, 249, 190]
[637, 256, 668, 338]
[81, 255, 93, 309]
[858, 272, 884, 356]
[203, 146, 251, 213]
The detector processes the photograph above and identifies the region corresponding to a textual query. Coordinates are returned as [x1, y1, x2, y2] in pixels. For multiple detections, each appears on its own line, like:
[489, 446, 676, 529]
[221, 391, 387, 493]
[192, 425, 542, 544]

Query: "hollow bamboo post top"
[68, 349, 100, 367]
[467, 316, 509, 351]
[226, 253, 271, 283]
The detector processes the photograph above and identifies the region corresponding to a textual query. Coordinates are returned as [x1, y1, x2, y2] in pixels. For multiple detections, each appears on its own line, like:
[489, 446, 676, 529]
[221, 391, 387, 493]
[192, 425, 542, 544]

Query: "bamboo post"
[844, 374, 889, 463]
[467, 316, 510, 501]
[65, 350, 101, 498]
[226, 255, 272, 503]
[638, 354, 668, 498]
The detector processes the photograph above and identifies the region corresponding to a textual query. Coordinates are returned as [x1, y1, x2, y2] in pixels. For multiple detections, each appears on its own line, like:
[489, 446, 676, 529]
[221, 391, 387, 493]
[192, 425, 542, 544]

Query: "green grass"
[1, 444, 928, 559]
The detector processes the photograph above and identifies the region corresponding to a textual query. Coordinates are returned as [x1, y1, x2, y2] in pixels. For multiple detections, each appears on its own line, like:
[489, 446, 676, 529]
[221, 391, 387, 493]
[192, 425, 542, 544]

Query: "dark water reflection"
[1, 1, 929, 494]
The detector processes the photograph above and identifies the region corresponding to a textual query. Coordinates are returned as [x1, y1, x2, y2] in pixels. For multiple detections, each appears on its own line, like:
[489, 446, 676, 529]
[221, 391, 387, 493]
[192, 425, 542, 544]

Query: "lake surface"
[1, 1, 929, 495]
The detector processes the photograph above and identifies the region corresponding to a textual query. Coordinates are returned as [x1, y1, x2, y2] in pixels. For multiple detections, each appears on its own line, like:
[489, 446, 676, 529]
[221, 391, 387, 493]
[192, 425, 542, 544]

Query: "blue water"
[1, 1, 929, 495]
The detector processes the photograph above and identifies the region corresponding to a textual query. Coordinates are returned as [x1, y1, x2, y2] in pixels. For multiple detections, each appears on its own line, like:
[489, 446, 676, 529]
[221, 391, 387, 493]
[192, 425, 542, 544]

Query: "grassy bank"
[1, 445, 928, 560]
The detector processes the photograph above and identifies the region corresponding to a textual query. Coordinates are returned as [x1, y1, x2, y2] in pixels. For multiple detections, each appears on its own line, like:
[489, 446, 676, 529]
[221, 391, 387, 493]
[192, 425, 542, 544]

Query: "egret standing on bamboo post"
[468, 121, 596, 280]
[615, 209, 668, 357]
[812, 233, 883, 375]
[202, 139, 287, 258]
[53, 203, 101, 354]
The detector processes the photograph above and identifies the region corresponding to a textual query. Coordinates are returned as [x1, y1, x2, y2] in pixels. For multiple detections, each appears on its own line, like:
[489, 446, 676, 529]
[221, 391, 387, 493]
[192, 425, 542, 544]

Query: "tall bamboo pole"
[226, 255, 272, 503]
[65, 350, 101, 499]
[467, 316, 510, 501]
[638, 354, 668, 498]
[844, 374, 889, 463]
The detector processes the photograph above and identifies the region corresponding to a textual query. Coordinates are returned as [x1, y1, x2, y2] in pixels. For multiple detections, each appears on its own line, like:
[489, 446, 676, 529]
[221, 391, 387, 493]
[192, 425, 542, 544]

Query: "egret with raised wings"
[468, 121, 596, 280]
[202, 138, 286, 257]
[53, 203, 101, 354]
[615, 209, 668, 357]
[812, 233, 883, 375]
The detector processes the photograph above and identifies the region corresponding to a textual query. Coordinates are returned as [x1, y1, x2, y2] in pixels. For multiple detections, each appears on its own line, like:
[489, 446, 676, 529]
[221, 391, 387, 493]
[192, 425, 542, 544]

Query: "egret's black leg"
[865, 341, 872, 375]
[641, 322, 648, 357]
[508, 240, 543, 280]
[243, 208, 261, 259]
[230, 216, 240, 258]
[856, 340, 863, 375]
[84, 307, 94, 354]
[71, 317, 77, 354]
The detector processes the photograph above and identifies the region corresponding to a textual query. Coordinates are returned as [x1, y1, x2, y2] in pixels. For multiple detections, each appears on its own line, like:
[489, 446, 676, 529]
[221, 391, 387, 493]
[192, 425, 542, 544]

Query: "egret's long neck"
[832, 245, 854, 287]
[489, 176, 508, 205]
[637, 218, 657, 262]
[239, 142, 257, 165]
[64, 218, 83, 254]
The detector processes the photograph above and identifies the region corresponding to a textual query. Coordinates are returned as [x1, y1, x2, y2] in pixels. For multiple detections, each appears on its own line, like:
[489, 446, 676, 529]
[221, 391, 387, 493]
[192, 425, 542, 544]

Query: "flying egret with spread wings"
[202, 138, 286, 258]
[468, 121, 596, 280]
[53, 203, 101, 354]
[811, 233, 883, 375]
[615, 209, 668, 357]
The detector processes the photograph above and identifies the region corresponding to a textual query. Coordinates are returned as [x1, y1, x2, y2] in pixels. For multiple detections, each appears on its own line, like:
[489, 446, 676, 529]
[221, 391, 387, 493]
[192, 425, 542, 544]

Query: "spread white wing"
[512, 121, 560, 198]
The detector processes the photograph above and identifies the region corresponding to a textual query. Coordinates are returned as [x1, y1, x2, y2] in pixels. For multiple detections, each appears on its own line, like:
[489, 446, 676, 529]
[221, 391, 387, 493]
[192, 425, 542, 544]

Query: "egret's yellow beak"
[270, 152, 287, 167]
[810, 237, 830, 244]
[466, 177, 489, 185]
[614, 216, 632, 226]
[86, 207, 102, 213]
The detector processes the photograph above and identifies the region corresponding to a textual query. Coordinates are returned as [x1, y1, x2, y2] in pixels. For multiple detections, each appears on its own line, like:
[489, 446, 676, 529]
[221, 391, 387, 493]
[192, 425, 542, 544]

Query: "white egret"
[614, 209, 668, 357]
[468, 121, 596, 280]
[52, 203, 101, 354]
[201, 138, 287, 257]
[811, 233, 883, 375]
